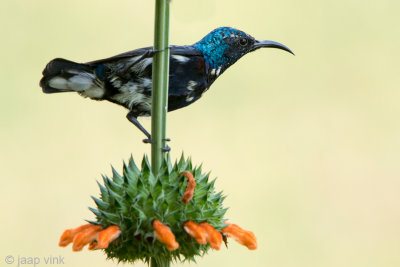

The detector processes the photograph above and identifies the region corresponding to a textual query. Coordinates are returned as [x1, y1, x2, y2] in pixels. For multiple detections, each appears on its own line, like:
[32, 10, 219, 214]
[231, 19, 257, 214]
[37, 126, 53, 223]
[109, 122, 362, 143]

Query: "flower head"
[59, 154, 257, 264]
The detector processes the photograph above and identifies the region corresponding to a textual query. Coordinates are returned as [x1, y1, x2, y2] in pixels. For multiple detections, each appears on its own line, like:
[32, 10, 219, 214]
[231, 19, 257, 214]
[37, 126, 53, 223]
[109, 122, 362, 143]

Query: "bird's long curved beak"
[252, 40, 294, 55]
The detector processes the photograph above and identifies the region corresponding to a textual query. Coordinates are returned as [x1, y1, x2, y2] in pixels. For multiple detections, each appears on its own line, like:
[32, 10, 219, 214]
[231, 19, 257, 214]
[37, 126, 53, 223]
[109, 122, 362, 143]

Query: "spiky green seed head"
[88, 154, 228, 264]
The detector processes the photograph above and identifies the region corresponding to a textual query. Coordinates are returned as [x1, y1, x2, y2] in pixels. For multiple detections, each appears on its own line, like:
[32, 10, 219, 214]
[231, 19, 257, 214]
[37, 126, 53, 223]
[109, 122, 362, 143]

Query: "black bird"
[40, 27, 293, 144]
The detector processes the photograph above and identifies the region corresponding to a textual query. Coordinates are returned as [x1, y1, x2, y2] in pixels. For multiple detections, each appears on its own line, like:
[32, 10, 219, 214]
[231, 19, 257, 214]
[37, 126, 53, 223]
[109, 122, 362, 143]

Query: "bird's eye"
[239, 38, 248, 46]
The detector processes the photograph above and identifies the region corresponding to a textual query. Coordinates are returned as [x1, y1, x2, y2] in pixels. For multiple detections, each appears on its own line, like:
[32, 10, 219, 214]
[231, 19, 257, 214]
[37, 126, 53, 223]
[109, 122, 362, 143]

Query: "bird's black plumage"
[40, 27, 293, 140]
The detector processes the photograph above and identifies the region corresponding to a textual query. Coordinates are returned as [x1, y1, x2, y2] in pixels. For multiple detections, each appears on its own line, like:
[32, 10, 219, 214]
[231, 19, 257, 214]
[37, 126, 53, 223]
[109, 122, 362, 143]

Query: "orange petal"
[95, 225, 121, 249]
[179, 171, 196, 203]
[153, 220, 179, 251]
[59, 224, 93, 247]
[199, 222, 223, 250]
[88, 241, 98, 250]
[72, 224, 102, 251]
[183, 221, 207, 245]
[222, 223, 257, 250]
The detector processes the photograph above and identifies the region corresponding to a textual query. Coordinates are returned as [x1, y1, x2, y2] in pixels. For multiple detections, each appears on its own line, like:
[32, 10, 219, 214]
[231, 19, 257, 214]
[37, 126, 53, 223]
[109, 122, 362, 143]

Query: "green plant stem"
[151, 0, 170, 175]
[160, 2, 170, 154]
[150, 257, 170, 267]
[151, 0, 170, 265]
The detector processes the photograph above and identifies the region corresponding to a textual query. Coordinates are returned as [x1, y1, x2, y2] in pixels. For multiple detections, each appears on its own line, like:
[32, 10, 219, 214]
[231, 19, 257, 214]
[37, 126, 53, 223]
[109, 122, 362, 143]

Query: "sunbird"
[40, 27, 293, 146]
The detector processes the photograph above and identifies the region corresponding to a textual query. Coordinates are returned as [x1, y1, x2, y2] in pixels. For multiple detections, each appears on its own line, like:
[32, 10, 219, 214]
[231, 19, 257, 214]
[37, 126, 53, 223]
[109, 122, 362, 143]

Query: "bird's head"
[193, 27, 293, 73]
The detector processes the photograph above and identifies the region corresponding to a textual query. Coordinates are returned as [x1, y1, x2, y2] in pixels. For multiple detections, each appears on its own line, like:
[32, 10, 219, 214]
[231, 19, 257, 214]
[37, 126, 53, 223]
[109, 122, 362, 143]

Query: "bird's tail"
[40, 58, 99, 94]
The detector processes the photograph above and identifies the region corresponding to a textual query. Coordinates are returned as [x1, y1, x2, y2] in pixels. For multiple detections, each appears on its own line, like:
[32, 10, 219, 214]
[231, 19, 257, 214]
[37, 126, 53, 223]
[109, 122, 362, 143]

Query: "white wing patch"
[111, 81, 152, 111]
[132, 57, 153, 72]
[110, 76, 122, 88]
[216, 67, 222, 77]
[187, 80, 197, 91]
[138, 78, 152, 88]
[82, 87, 105, 99]
[172, 55, 190, 63]
[209, 67, 222, 77]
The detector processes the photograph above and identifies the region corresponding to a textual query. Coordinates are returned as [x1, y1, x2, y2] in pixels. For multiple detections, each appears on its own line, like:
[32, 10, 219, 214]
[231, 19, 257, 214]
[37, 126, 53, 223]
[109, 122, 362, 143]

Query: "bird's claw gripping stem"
[126, 112, 171, 151]
[143, 138, 171, 152]
[143, 138, 170, 143]
[162, 145, 171, 152]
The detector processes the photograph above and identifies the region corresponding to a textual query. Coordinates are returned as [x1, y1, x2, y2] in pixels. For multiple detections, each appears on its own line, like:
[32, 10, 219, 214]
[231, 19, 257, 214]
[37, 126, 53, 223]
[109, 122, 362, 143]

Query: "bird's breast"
[167, 55, 209, 111]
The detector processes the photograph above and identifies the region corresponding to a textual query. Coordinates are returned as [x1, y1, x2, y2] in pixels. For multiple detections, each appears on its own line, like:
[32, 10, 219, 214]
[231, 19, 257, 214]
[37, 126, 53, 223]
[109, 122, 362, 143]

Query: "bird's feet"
[143, 138, 171, 152]
[142, 138, 170, 143]
[163, 145, 171, 152]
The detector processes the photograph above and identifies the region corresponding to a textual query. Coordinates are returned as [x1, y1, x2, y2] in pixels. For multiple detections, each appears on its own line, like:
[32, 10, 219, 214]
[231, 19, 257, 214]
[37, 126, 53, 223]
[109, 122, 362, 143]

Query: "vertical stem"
[151, 0, 170, 175]
[150, 257, 170, 267]
[161, 3, 170, 150]
[151, 1, 170, 266]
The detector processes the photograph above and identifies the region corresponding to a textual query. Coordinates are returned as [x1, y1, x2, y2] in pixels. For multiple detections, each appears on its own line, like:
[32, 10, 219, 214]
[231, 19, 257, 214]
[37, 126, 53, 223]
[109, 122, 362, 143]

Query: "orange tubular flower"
[60, 224, 122, 251]
[91, 225, 122, 250]
[179, 171, 196, 203]
[153, 220, 179, 251]
[59, 224, 94, 247]
[199, 222, 223, 250]
[72, 224, 103, 252]
[88, 241, 98, 250]
[222, 224, 257, 250]
[183, 221, 207, 245]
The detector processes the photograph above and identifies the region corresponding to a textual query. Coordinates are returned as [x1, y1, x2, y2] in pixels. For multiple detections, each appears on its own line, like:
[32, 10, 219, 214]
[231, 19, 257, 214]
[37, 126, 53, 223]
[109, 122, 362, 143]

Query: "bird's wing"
[170, 45, 203, 56]
[87, 45, 202, 65]
[87, 47, 153, 65]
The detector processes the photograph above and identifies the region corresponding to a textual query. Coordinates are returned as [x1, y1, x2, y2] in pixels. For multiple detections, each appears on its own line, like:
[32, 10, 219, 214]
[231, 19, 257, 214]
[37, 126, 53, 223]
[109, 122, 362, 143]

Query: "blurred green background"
[1, 0, 400, 266]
